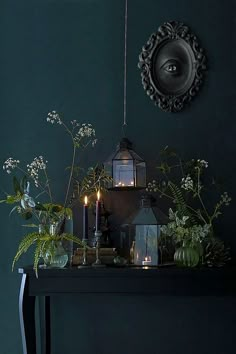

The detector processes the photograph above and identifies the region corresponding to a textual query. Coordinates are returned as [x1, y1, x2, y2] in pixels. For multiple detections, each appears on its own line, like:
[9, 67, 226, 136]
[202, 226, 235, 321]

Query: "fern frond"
[12, 232, 39, 271]
[168, 182, 196, 223]
[61, 233, 84, 247]
[33, 241, 42, 278]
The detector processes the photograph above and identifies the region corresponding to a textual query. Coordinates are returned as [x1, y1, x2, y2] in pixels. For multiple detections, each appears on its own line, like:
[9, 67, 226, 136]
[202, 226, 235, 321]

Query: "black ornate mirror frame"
[138, 21, 207, 112]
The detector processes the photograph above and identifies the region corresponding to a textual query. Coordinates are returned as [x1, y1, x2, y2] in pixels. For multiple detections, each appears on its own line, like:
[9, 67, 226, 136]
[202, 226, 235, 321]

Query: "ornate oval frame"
[138, 21, 207, 113]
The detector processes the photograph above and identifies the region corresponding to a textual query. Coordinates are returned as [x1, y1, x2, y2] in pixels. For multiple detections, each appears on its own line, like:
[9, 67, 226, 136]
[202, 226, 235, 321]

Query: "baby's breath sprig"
[46, 111, 97, 207]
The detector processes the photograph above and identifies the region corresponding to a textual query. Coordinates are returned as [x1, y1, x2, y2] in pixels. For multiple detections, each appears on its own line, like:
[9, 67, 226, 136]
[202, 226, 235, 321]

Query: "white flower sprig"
[74, 123, 97, 147]
[3, 158, 20, 174]
[196, 159, 208, 168]
[181, 176, 194, 191]
[220, 192, 231, 206]
[27, 156, 48, 187]
[46, 111, 62, 125]
[46, 111, 97, 206]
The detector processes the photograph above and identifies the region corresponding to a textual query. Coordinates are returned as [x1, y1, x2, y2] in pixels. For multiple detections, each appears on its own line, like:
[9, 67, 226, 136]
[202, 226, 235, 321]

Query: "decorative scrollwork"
[138, 21, 207, 113]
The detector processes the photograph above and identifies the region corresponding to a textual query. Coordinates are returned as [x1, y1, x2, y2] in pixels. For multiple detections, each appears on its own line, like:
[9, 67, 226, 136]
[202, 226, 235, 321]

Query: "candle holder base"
[78, 264, 91, 269]
[92, 263, 106, 268]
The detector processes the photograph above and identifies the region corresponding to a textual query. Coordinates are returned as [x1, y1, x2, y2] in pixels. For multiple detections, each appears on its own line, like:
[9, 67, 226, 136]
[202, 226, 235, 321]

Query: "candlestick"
[78, 196, 90, 268]
[92, 230, 105, 267]
[95, 191, 101, 232]
[83, 196, 88, 240]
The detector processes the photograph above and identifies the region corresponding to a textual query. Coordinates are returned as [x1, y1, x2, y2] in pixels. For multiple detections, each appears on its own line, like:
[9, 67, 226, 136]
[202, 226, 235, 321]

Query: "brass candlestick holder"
[92, 230, 106, 267]
[78, 239, 90, 268]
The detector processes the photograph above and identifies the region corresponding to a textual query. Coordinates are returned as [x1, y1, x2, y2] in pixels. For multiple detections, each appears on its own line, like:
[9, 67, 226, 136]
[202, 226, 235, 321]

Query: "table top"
[18, 265, 236, 296]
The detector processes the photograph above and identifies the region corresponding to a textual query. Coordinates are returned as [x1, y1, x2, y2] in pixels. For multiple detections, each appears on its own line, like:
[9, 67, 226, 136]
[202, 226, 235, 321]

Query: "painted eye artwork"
[138, 21, 207, 112]
[161, 60, 180, 75]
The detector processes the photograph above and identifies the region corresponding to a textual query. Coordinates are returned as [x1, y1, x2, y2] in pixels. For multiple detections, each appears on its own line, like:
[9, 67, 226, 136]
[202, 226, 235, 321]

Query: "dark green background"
[0, 1, 236, 353]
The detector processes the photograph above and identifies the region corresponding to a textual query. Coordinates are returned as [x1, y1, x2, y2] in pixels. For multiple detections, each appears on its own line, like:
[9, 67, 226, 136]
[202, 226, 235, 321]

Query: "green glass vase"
[174, 245, 199, 267]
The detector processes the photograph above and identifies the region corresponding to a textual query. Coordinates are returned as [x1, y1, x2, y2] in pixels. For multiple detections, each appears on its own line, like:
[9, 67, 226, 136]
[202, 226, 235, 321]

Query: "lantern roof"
[105, 138, 145, 163]
[131, 195, 168, 225]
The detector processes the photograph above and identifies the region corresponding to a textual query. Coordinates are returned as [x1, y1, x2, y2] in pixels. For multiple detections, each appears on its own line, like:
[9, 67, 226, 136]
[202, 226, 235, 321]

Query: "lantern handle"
[122, 0, 128, 137]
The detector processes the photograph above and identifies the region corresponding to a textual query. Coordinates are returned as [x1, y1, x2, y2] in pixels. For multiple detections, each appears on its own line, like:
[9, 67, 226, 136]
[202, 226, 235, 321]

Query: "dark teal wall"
[0, 1, 236, 353]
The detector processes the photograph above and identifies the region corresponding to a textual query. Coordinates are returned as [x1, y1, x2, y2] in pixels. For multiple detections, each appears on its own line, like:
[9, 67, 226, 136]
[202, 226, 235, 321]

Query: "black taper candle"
[95, 191, 101, 232]
[83, 196, 88, 240]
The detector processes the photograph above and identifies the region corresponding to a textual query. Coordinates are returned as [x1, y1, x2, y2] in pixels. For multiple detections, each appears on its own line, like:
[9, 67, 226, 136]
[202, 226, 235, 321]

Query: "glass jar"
[40, 223, 68, 268]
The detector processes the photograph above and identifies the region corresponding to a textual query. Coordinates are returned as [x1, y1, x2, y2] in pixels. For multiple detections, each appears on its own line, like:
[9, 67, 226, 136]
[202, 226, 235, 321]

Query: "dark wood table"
[18, 266, 236, 354]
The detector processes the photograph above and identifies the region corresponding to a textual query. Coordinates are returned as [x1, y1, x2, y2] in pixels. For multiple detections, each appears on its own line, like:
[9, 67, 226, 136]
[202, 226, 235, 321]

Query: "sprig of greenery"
[12, 231, 84, 277]
[147, 146, 231, 234]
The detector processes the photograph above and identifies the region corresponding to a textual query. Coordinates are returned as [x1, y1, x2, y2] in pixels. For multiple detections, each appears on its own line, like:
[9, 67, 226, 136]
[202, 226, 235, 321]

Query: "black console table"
[18, 266, 236, 354]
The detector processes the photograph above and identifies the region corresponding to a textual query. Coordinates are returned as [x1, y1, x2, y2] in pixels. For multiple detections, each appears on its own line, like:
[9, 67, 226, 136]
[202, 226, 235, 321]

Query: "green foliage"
[12, 230, 84, 277]
[72, 165, 112, 205]
[149, 146, 232, 267]
[168, 182, 192, 221]
[1, 112, 104, 274]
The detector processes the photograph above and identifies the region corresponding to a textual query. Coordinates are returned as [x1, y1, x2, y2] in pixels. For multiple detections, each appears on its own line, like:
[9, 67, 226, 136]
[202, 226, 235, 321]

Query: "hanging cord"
[122, 0, 128, 137]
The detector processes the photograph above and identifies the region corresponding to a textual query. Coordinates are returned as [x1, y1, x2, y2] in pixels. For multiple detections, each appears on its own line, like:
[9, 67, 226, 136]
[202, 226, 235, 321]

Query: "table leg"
[39, 296, 51, 354]
[19, 274, 36, 354]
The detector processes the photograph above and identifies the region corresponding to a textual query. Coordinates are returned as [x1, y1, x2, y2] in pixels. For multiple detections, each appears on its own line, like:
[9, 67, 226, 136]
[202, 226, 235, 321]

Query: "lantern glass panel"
[113, 159, 135, 187]
[136, 161, 146, 188]
[134, 224, 160, 266]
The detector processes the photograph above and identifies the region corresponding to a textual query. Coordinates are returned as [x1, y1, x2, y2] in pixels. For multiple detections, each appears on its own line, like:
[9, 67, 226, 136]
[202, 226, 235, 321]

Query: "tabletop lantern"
[131, 195, 168, 266]
[104, 138, 146, 190]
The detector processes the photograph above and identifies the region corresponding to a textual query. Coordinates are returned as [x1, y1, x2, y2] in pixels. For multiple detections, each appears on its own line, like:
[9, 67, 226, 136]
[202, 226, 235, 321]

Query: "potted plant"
[1, 111, 111, 276]
[147, 146, 231, 267]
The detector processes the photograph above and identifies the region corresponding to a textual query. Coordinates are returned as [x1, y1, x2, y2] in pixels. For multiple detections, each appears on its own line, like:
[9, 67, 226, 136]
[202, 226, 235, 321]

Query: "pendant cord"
[122, 0, 128, 137]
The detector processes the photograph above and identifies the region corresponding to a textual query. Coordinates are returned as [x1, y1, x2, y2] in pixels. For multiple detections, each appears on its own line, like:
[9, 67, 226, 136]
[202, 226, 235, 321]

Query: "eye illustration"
[161, 59, 181, 75]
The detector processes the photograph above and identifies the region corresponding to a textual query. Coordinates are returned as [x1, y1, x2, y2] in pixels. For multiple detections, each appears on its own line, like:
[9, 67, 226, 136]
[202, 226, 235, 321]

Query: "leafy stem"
[64, 143, 76, 208]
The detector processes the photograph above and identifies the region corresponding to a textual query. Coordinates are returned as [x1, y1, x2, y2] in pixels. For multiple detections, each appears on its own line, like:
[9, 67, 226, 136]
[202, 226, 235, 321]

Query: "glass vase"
[43, 240, 68, 268]
[40, 223, 68, 269]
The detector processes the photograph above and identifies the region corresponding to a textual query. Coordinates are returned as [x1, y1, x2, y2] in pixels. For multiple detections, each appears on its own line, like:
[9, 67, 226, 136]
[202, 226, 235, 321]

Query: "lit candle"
[95, 191, 101, 232]
[142, 256, 152, 266]
[83, 196, 88, 240]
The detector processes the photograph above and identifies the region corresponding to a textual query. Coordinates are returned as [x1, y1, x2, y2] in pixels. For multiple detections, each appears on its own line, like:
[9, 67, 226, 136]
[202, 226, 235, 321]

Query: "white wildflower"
[74, 123, 97, 146]
[27, 156, 48, 187]
[3, 158, 20, 174]
[46, 111, 62, 125]
[220, 192, 231, 206]
[92, 139, 98, 147]
[71, 120, 80, 127]
[181, 176, 194, 191]
[197, 159, 208, 168]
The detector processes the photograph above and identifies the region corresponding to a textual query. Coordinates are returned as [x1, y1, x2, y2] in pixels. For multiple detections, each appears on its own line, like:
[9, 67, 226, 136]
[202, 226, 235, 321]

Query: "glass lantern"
[131, 196, 168, 266]
[104, 138, 146, 190]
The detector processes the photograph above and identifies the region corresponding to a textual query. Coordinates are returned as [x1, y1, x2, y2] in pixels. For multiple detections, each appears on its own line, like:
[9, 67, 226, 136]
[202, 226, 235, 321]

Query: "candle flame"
[145, 256, 148, 261]
[84, 196, 88, 205]
[97, 190, 101, 201]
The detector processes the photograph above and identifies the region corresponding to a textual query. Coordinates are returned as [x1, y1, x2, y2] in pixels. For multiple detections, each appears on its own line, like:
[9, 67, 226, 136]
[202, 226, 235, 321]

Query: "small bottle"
[130, 241, 135, 264]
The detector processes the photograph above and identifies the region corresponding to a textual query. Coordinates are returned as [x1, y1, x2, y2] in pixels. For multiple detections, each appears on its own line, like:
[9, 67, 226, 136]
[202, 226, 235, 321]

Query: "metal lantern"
[104, 138, 146, 190]
[131, 196, 168, 266]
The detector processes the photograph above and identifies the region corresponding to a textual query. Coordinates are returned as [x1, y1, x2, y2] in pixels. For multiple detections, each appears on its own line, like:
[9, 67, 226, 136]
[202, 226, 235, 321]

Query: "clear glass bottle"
[43, 223, 68, 268]
[62, 215, 74, 266]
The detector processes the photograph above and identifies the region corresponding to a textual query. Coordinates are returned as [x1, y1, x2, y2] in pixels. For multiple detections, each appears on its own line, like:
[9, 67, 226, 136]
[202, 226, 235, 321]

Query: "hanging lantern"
[131, 195, 168, 266]
[104, 0, 146, 190]
[104, 138, 146, 190]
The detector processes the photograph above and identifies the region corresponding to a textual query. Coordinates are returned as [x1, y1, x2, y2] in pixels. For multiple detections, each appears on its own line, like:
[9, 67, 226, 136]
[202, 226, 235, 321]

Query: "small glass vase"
[40, 223, 68, 269]
[43, 240, 68, 268]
